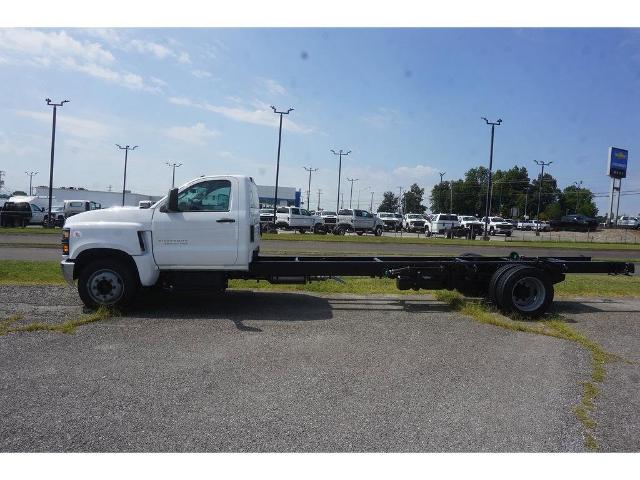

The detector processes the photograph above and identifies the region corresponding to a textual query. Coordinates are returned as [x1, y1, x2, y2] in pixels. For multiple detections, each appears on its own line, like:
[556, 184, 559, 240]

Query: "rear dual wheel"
[488, 265, 553, 318]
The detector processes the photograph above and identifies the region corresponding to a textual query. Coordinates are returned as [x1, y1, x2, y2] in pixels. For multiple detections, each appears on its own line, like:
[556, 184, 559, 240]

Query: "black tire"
[334, 226, 346, 236]
[298, 229, 306, 234]
[496, 266, 554, 318]
[78, 258, 139, 309]
[488, 264, 520, 307]
[505, 231, 512, 237]
[313, 224, 324, 235]
[356, 231, 364, 236]
[374, 225, 383, 237]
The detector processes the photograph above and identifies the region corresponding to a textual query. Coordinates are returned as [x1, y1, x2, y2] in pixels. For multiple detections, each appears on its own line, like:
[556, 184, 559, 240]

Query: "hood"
[64, 206, 154, 229]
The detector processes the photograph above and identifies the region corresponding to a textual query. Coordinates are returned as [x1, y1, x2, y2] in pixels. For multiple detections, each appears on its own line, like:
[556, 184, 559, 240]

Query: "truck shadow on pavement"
[127, 289, 450, 332]
[552, 299, 640, 315]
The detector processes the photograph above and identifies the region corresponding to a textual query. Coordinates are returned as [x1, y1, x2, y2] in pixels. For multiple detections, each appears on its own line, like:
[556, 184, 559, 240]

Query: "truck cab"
[61, 175, 261, 307]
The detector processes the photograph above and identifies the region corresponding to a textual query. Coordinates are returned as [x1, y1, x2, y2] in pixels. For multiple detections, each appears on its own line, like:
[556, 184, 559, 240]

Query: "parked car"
[617, 216, 639, 229]
[517, 219, 536, 230]
[275, 206, 323, 233]
[532, 220, 551, 232]
[481, 216, 513, 236]
[336, 208, 384, 236]
[63, 200, 101, 219]
[259, 208, 275, 223]
[43, 205, 65, 227]
[403, 213, 427, 233]
[377, 212, 402, 231]
[549, 214, 598, 232]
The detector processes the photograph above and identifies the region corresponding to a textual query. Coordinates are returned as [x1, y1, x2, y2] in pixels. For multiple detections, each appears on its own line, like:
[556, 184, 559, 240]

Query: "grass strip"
[1, 307, 114, 336]
[433, 290, 619, 451]
[0, 227, 62, 235]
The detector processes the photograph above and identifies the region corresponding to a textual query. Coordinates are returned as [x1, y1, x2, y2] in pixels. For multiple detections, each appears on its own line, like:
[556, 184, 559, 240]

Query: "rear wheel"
[496, 267, 553, 318]
[374, 225, 383, 237]
[78, 258, 139, 309]
[488, 264, 520, 308]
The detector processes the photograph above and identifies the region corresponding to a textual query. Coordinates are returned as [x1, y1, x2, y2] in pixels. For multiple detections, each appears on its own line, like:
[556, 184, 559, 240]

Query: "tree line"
[377, 165, 598, 220]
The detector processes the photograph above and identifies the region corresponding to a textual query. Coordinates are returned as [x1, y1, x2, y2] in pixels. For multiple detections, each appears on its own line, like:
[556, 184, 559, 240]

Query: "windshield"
[322, 211, 336, 216]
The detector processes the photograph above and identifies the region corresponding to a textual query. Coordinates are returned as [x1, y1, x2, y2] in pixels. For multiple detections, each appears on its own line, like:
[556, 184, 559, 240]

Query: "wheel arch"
[73, 248, 140, 283]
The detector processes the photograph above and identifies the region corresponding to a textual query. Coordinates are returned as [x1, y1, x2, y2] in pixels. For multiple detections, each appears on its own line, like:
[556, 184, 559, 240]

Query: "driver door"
[152, 177, 239, 268]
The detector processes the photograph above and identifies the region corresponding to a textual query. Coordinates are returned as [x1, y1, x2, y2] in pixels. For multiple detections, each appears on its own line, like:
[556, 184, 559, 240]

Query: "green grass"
[262, 232, 640, 251]
[0, 307, 114, 335]
[0, 260, 64, 285]
[0, 227, 61, 235]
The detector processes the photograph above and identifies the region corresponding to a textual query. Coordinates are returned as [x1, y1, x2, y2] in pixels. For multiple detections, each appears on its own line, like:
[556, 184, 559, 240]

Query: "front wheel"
[78, 258, 139, 309]
[374, 226, 383, 236]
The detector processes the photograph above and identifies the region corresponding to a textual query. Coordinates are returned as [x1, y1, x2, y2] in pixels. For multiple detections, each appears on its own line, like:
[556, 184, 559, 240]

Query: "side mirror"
[167, 188, 179, 212]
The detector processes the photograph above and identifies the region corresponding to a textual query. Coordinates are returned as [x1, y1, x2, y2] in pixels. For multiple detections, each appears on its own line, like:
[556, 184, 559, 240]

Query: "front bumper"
[60, 259, 75, 287]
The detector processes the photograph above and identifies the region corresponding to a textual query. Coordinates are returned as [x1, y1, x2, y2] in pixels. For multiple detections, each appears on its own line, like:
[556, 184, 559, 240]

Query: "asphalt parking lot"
[1, 285, 639, 452]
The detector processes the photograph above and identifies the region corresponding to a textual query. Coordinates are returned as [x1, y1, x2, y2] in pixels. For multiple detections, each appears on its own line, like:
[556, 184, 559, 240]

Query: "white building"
[35, 186, 161, 208]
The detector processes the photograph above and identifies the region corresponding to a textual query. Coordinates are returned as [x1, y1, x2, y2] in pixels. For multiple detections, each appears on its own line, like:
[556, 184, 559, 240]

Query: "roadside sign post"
[606, 147, 628, 227]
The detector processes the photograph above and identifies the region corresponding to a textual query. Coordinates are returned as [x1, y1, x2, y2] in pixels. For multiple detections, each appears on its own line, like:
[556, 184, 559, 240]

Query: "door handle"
[217, 218, 236, 223]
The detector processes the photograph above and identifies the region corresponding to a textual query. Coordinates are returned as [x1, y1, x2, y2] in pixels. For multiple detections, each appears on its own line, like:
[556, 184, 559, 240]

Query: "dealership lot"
[1, 285, 639, 452]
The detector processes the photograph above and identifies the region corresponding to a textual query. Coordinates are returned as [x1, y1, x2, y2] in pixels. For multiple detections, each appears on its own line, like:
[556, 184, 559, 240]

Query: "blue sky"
[0, 28, 639, 214]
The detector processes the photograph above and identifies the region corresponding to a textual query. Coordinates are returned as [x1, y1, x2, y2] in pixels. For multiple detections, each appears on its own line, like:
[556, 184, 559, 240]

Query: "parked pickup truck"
[403, 214, 427, 233]
[549, 214, 598, 232]
[276, 206, 325, 234]
[425, 213, 468, 238]
[481, 217, 513, 236]
[376, 212, 402, 232]
[336, 208, 384, 236]
[58, 174, 634, 318]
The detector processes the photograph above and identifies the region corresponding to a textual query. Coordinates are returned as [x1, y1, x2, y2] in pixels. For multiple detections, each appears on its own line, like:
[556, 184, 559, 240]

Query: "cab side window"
[178, 180, 231, 212]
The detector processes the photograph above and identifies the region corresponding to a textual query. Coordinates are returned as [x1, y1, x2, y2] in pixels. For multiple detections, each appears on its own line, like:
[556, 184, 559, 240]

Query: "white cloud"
[168, 96, 313, 134]
[393, 165, 437, 178]
[191, 69, 213, 79]
[164, 123, 220, 146]
[258, 78, 287, 96]
[0, 132, 41, 156]
[15, 110, 113, 140]
[362, 108, 402, 128]
[0, 29, 160, 93]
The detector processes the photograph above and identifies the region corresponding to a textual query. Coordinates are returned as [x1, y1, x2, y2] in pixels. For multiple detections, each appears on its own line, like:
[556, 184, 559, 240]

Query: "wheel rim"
[87, 268, 124, 305]
[511, 276, 545, 312]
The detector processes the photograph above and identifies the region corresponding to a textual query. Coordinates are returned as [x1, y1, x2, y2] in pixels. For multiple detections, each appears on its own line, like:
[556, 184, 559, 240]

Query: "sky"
[0, 27, 639, 214]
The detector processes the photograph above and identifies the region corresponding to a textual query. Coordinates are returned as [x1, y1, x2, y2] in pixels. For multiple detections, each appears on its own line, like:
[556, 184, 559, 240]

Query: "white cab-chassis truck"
[60, 175, 634, 318]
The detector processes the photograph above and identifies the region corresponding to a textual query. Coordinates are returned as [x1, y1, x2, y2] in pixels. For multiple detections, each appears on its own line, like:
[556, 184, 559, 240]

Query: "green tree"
[378, 191, 399, 212]
[429, 181, 450, 213]
[560, 185, 598, 218]
[403, 183, 426, 213]
[530, 172, 560, 219]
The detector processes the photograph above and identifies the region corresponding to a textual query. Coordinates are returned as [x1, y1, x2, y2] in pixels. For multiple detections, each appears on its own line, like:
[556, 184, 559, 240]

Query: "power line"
[346, 177, 359, 209]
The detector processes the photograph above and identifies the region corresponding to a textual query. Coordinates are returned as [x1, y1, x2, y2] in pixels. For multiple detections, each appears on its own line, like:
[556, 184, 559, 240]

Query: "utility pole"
[45, 98, 69, 227]
[370, 190, 374, 212]
[303, 166, 318, 211]
[574, 180, 583, 214]
[271, 106, 294, 226]
[116, 144, 138, 206]
[0, 170, 5, 193]
[534, 160, 553, 236]
[450, 181, 453, 213]
[331, 149, 351, 213]
[524, 188, 529, 219]
[398, 186, 404, 214]
[317, 189, 322, 211]
[166, 162, 182, 188]
[438, 172, 446, 213]
[481, 117, 502, 239]
[341, 193, 344, 209]
[25, 171, 38, 196]
[346, 178, 358, 209]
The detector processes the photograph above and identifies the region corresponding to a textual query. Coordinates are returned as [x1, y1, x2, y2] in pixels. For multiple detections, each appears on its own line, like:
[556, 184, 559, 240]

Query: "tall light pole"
[25, 171, 38, 196]
[574, 180, 583, 214]
[346, 178, 358, 209]
[45, 98, 69, 227]
[303, 166, 318, 210]
[450, 181, 454, 213]
[534, 160, 553, 236]
[331, 149, 351, 213]
[317, 189, 322, 211]
[116, 144, 138, 206]
[398, 186, 404, 214]
[438, 172, 446, 213]
[271, 106, 294, 224]
[370, 190, 375, 212]
[167, 162, 182, 188]
[481, 117, 502, 239]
